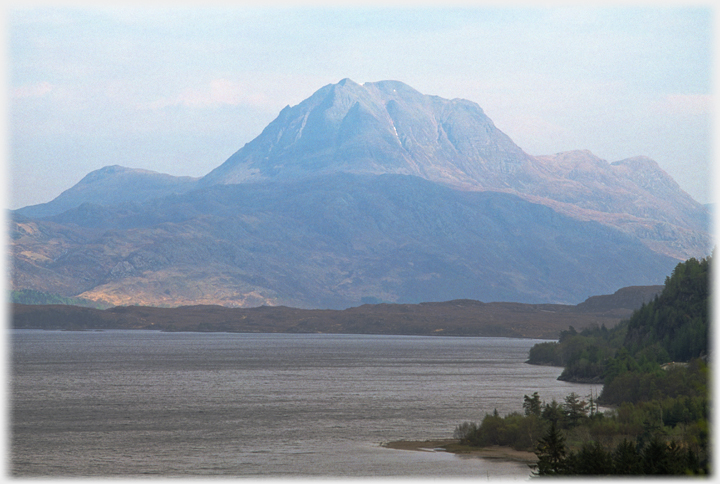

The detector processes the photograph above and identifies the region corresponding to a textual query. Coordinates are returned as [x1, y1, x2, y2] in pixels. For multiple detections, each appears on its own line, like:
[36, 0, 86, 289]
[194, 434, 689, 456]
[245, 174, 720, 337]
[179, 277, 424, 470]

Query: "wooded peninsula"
[448, 256, 711, 476]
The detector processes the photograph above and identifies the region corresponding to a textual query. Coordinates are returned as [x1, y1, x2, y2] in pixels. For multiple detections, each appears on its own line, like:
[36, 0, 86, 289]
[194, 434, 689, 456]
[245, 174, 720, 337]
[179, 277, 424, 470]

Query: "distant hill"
[10, 79, 711, 309]
[14, 165, 198, 219]
[10, 284, 662, 339]
[574, 285, 664, 315]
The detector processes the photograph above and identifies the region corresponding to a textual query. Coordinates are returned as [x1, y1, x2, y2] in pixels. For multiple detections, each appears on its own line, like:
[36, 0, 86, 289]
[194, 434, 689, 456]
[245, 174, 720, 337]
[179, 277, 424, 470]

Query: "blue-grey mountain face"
[15, 165, 199, 219]
[12, 174, 681, 309]
[10, 79, 712, 309]
[201, 79, 534, 189]
[200, 79, 709, 261]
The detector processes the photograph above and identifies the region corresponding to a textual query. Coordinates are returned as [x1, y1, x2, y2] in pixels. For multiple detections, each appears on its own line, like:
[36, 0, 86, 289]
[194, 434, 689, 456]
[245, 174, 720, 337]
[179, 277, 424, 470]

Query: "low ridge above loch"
[11, 79, 711, 310]
[12, 284, 664, 339]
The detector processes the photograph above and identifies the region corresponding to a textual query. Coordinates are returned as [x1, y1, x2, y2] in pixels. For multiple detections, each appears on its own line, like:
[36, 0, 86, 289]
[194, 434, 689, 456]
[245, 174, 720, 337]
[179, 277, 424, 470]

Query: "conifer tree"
[532, 422, 567, 476]
[523, 392, 542, 416]
[612, 439, 643, 474]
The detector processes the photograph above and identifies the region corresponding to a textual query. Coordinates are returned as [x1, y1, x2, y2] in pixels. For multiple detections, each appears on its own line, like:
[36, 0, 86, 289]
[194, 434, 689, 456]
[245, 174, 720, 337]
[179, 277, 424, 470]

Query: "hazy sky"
[7, 5, 714, 209]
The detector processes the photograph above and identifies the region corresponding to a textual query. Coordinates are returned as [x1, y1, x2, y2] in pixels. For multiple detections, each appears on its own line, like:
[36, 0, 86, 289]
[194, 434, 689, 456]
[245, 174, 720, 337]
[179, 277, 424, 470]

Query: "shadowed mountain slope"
[13, 173, 679, 309]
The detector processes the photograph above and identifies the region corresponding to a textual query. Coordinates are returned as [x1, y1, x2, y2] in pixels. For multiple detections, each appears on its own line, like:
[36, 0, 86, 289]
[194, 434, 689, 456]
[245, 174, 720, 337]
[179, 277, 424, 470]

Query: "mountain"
[9, 79, 712, 309]
[200, 79, 709, 260]
[200, 79, 535, 190]
[14, 165, 199, 219]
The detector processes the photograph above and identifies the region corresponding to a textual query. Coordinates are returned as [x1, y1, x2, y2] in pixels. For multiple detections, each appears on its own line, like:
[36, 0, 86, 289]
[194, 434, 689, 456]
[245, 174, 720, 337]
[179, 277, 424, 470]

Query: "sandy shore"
[382, 439, 538, 463]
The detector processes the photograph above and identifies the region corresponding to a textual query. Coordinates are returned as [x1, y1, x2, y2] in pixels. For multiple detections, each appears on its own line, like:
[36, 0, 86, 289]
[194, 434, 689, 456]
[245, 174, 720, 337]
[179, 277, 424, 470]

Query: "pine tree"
[523, 392, 542, 416]
[541, 400, 563, 426]
[532, 421, 567, 476]
[642, 437, 669, 474]
[612, 439, 643, 474]
[563, 392, 588, 427]
[573, 441, 613, 475]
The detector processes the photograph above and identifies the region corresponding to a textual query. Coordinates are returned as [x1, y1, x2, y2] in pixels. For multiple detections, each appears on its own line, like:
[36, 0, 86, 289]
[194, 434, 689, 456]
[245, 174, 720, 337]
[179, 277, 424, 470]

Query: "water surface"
[11, 330, 601, 477]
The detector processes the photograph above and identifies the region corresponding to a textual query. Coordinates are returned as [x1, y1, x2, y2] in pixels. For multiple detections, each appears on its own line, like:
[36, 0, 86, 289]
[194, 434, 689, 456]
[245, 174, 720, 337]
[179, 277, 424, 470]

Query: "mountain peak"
[200, 79, 530, 188]
[79, 165, 172, 184]
[337, 77, 359, 87]
[364, 79, 421, 96]
[611, 155, 660, 170]
[610, 156, 693, 207]
[194, 80, 709, 260]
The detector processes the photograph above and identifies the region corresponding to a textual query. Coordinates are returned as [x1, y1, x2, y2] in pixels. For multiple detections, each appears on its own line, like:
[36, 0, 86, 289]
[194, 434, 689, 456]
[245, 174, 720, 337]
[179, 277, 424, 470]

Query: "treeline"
[454, 391, 599, 451]
[624, 256, 709, 363]
[535, 422, 705, 476]
[527, 323, 622, 382]
[455, 256, 711, 476]
[456, 367, 708, 475]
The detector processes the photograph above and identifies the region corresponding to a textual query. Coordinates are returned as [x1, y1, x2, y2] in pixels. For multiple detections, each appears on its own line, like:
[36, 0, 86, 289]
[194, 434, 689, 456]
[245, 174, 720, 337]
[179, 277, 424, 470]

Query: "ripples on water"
[11, 330, 601, 477]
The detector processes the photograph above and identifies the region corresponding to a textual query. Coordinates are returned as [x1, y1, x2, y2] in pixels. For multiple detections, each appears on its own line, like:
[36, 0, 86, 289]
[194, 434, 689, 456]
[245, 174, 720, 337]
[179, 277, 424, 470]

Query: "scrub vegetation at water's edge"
[453, 256, 711, 476]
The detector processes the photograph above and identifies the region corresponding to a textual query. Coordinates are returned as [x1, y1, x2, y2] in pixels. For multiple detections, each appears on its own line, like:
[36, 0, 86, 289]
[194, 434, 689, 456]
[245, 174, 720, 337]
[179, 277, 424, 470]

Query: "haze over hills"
[10, 79, 712, 309]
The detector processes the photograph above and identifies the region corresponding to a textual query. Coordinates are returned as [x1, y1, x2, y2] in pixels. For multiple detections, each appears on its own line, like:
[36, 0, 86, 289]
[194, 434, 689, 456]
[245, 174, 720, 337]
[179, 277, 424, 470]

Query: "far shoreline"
[381, 439, 538, 463]
[11, 291, 646, 340]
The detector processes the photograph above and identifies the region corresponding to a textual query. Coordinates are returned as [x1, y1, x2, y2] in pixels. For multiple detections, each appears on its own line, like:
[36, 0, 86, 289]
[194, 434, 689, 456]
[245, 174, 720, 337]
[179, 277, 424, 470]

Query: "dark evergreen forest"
[455, 256, 711, 476]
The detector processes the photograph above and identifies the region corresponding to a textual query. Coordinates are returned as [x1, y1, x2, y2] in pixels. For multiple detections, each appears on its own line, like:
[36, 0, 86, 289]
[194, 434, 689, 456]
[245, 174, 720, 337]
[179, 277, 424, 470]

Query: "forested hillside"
[527, 256, 710, 391]
[624, 256, 709, 362]
[455, 256, 711, 476]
